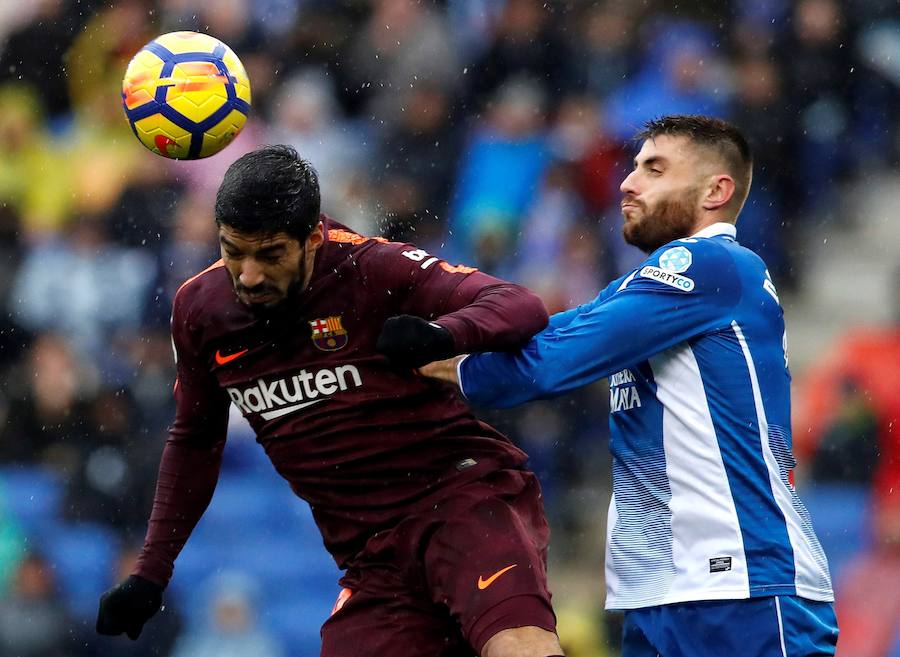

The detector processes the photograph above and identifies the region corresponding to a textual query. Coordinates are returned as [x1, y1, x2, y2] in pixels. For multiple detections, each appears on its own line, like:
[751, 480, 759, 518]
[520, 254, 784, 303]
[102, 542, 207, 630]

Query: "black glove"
[96, 574, 163, 640]
[376, 315, 456, 369]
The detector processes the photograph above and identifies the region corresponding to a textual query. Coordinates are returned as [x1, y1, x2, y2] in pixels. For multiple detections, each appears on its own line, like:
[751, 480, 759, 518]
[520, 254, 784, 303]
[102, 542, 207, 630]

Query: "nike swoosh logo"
[477, 564, 518, 590]
[260, 399, 325, 420]
[215, 349, 248, 365]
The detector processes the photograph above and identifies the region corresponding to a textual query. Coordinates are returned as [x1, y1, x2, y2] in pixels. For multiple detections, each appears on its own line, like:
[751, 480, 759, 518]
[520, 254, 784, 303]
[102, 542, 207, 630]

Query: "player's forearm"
[437, 282, 549, 354]
[133, 437, 224, 588]
[459, 343, 551, 408]
[459, 316, 620, 407]
[417, 355, 464, 386]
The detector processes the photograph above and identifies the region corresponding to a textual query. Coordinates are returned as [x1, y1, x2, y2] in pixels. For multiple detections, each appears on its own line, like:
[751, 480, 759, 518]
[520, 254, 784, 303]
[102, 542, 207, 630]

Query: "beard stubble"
[622, 189, 701, 253]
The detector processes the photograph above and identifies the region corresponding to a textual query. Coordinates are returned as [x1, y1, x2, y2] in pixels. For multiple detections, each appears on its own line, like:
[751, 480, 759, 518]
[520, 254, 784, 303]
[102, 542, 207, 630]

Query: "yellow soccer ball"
[122, 31, 251, 159]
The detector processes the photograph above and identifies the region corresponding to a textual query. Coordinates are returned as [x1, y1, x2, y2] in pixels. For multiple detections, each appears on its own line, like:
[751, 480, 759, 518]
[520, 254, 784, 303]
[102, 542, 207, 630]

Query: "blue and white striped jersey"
[459, 223, 834, 610]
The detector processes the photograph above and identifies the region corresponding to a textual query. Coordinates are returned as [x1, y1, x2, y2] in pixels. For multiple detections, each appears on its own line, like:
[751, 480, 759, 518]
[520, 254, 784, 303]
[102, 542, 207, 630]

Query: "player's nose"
[238, 260, 266, 288]
[620, 170, 639, 195]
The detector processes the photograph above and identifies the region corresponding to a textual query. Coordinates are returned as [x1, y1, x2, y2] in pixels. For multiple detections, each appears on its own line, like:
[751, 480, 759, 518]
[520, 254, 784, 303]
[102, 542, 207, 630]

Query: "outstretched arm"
[422, 243, 741, 408]
[458, 246, 740, 408]
[416, 270, 640, 388]
[370, 242, 548, 368]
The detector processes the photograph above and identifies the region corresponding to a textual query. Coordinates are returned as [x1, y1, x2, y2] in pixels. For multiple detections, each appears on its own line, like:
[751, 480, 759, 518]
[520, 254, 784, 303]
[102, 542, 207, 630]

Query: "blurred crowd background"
[0, 0, 898, 655]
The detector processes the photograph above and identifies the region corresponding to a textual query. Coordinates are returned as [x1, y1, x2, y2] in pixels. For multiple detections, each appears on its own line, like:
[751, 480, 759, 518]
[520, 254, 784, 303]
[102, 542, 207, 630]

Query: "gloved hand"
[96, 574, 163, 640]
[376, 315, 456, 369]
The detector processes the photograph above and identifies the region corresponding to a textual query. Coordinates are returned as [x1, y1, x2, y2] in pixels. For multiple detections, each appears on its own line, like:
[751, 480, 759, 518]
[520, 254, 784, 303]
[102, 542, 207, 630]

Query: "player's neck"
[299, 243, 320, 291]
[689, 215, 733, 237]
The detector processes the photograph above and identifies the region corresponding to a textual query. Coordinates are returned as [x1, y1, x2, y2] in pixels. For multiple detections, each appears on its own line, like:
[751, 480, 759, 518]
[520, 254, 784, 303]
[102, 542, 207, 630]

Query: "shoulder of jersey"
[324, 220, 415, 270]
[654, 234, 740, 270]
[634, 235, 740, 294]
[173, 259, 230, 320]
[175, 259, 228, 296]
[325, 225, 390, 252]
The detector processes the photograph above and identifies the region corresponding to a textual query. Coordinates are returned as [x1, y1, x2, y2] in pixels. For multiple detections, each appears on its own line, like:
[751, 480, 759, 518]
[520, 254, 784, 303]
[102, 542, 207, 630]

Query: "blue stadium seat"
[263, 593, 334, 657]
[0, 465, 63, 532]
[170, 523, 340, 615]
[171, 533, 230, 584]
[230, 537, 341, 593]
[38, 522, 118, 620]
[173, 532, 338, 591]
[193, 473, 323, 547]
[800, 483, 870, 585]
[220, 432, 273, 473]
[165, 468, 342, 640]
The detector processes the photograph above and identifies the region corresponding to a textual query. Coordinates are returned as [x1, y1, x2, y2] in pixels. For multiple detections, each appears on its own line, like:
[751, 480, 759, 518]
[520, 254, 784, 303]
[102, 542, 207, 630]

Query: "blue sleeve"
[546, 271, 634, 330]
[460, 242, 741, 408]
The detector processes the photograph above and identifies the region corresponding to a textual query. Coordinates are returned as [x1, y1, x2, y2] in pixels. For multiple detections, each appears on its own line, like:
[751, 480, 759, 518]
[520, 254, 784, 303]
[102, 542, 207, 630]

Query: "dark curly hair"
[215, 145, 321, 241]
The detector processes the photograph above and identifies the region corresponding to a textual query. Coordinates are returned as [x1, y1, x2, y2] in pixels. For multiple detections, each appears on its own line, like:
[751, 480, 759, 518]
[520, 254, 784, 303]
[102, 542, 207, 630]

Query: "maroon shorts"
[319, 468, 556, 657]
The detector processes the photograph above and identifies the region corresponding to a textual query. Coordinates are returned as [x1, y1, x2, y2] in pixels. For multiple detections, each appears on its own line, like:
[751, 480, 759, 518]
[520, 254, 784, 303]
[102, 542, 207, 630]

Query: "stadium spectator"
[0, 551, 74, 657]
[342, 0, 460, 126]
[61, 387, 159, 537]
[782, 0, 854, 214]
[0, 0, 83, 120]
[0, 86, 74, 236]
[270, 69, 373, 233]
[266, 4, 360, 96]
[65, 0, 158, 119]
[793, 282, 900, 512]
[832, 503, 900, 657]
[550, 95, 625, 219]
[373, 80, 462, 244]
[105, 155, 184, 253]
[466, 0, 569, 111]
[807, 378, 880, 485]
[566, 3, 638, 100]
[9, 214, 157, 358]
[0, 333, 95, 468]
[510, 162, 599, 311]
[169, 571, 281, 657]
[153, 191, 222, 318]
[0, 493, 24, 596]
[64, 1, 155, 221]
[603, 20, 731, 142]
[728, 56, 792, 280]
[448, 76, 552, 269]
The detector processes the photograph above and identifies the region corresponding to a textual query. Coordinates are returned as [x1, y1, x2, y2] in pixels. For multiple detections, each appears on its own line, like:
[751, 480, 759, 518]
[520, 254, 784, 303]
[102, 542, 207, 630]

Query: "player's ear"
[701, 174, 736, 211]
[305, 221, 325, 251]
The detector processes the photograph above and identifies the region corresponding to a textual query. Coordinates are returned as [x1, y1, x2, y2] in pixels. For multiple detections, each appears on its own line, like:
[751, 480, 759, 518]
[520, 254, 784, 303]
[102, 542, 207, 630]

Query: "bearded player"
[95, 145, 565, 657]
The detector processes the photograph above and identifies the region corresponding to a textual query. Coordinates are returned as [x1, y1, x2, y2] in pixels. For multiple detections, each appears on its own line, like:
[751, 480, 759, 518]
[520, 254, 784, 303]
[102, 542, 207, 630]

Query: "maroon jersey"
[136, 218, 549, 587]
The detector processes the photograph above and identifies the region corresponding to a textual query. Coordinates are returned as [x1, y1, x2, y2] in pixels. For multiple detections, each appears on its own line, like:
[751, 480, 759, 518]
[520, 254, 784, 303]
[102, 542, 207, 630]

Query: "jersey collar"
[689, 222, 737, 240]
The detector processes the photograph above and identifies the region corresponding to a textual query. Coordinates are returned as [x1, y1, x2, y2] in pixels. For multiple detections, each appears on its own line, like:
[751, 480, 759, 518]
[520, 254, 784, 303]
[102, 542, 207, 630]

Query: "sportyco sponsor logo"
[226, 365, 362, 420]
[639, 265, 695, 291]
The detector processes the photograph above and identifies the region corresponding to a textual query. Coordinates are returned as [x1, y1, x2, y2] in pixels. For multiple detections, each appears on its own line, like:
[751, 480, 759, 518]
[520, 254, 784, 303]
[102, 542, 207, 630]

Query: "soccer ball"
[121, 31, 251, 160]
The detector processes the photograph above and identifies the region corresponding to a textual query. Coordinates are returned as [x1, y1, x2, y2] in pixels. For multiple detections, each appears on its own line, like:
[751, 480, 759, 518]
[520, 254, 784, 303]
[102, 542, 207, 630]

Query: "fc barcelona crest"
[310, 315, 349, 351]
